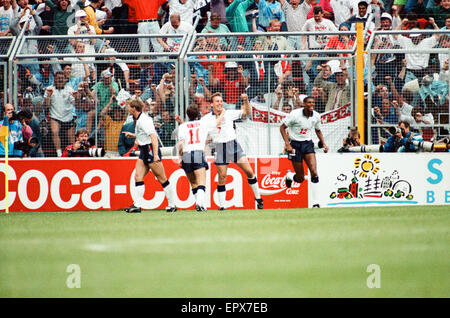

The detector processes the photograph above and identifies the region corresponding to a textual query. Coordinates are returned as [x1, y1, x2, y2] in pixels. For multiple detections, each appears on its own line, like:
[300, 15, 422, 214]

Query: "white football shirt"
[135, 112, 157, 146]
[202, 110, 243, 143]
[178, 119, 211, 153]
[283, 108, 322, 142]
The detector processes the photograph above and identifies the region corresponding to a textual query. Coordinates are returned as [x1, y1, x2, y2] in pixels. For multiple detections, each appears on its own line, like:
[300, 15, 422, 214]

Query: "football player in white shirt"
[280, 96, 329, 207]
[123, 99, 177, 213]
[177, 105, 220, 212]
[202, 92, 263, 210]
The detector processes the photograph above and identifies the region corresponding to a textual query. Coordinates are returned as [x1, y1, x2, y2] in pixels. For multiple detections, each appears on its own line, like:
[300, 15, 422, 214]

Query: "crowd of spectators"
[0, 0, 449, 157]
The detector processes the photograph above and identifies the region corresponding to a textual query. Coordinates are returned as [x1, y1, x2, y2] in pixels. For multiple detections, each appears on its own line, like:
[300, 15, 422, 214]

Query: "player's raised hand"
[241, 93, 248, 101]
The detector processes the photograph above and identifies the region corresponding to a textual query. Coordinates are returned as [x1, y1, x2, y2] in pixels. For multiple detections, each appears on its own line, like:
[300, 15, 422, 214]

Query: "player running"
[202, 92, 263, 210]
[123, 99, 177, 213]
[177, 105, 221, 212]
[279, 96, 328, 208]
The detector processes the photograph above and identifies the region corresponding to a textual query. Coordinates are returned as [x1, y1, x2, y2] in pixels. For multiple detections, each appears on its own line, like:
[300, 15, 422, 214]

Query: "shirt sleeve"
[178, 123, 186, 141]
[314, 114, 322, 130]
[283, 110, 295, 127]
[227, 110, 243, 121]
[143, 116, 157, 136]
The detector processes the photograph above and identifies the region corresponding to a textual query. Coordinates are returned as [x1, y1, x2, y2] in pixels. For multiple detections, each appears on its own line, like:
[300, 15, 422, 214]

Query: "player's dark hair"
[186, 105, 200, 121]
[313, 6, 323, 14]
[303, 96, 315, 104]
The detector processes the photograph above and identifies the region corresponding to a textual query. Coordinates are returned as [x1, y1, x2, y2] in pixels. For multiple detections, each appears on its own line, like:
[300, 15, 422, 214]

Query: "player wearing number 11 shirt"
[177, 105, 218, 212]
[280, 96, 328, 208]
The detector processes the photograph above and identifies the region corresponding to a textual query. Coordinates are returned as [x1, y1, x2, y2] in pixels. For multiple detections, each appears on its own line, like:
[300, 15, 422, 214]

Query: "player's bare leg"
[149, 161, 177, 212]
[126, 159, 149, 213]
[237, 156, 263, 209]
[216, 164, 228, 210]
[286, 160, 306, 188]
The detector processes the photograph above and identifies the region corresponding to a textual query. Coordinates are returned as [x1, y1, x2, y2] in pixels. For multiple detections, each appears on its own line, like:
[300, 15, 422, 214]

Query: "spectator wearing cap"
[314, 64, 351, 112]
[344, 0, 376, 32]
[84, 0, 114, 34]
[201, 13, 232, 50]
[125, 0, 165, 53]
[67, 10, 97, 54]
[212, 61, 248, 109]
[415, 0, 450, 28]
[372, 13, 399, 86]
[279, 0, 312, 50]
[157, 13, 194, 52]
[45, 0, 85, 37]
[255, 0, 286, 31]
[392, 17, 441, 83]
[97, 47, 130, 91]
[90, 70, 118, 111]
[86, 70, 118, 135]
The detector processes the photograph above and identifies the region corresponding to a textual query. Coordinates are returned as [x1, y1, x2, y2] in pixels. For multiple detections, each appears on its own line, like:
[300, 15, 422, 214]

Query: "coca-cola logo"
[261, 174, 287, 189]
[259, 173, 301, 195]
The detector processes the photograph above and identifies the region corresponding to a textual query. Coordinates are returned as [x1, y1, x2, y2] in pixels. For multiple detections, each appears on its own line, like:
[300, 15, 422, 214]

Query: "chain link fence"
[367, 29, 450, 146]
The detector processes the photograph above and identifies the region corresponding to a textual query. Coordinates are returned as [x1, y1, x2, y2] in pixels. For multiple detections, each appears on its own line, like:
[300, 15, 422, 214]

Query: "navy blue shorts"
[181, 150, 209, 173]
[214, 140, 246, 165]
[288, 140, 315, 162]
[138, 144, 162, 165]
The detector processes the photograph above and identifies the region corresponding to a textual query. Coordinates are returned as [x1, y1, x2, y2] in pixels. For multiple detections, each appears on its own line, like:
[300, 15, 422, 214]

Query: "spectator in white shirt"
[169, 0, 195, 23]
[392, 17, 440, 83]
[301, 6, 338, 50]
[158, 13, 194, 52]
[279, 0, 312, 50]
[43, 71, 76, 157]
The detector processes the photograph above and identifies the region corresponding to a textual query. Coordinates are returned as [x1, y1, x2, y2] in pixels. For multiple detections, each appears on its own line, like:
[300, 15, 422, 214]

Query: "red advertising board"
[0, 157, 308, 212]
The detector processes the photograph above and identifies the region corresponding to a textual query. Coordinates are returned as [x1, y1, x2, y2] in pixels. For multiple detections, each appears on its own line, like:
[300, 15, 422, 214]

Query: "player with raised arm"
[177, 105, 222, 212]
[123, 99, 177, 213]
[202, 92, 263, 210]
[279, 96, 328, 208]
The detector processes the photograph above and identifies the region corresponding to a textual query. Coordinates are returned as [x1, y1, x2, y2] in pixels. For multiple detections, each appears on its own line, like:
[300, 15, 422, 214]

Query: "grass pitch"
[0, 206, 449, 298]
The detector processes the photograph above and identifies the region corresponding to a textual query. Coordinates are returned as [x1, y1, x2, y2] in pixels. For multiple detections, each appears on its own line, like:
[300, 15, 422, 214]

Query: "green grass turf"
[0, 206, 449, 298]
